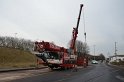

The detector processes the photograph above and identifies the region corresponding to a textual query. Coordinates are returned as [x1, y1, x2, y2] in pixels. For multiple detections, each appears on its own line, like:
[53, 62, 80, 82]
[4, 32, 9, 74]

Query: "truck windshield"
[43, 52, 59, 59]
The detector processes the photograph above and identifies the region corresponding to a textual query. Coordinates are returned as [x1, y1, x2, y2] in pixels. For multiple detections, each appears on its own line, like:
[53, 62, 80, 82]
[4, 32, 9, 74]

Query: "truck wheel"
[49, 66, 54, 70]
[61, 67, 65, 70]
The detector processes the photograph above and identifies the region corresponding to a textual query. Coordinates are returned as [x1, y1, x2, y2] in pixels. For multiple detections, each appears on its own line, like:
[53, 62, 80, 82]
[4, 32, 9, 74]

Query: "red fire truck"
[34, 4, 88, 69]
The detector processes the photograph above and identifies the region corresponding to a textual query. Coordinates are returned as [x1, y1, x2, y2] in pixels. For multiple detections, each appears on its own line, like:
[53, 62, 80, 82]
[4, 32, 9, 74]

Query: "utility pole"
[93, 45, 96, 60]
[14, 33, 17, 38]
[115, 42, 117, 61]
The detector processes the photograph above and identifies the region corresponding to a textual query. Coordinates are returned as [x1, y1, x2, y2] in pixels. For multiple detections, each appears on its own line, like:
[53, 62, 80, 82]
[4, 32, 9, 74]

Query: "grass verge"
[110, 61, 124, 66]
[0, 47, 37, 68]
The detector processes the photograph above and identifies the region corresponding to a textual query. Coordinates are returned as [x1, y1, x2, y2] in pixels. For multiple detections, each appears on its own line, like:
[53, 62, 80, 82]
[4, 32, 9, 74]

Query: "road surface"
[1, 63, 124, 82]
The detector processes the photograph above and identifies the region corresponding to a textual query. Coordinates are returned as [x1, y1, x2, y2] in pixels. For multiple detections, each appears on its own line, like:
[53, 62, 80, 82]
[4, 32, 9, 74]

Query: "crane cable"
[82, 7, 86, 43]
[82, 6, 87, 58]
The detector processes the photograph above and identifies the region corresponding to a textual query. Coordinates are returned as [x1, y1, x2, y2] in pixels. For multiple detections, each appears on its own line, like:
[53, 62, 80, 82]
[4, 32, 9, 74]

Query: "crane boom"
[76, 4, 83, 30]
[70, 4, 83, 50]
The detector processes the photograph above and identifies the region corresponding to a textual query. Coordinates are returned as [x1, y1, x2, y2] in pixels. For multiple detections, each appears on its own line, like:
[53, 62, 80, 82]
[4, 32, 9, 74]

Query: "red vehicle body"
[34, 4, 88, 69]
[34, 41, 76, 69]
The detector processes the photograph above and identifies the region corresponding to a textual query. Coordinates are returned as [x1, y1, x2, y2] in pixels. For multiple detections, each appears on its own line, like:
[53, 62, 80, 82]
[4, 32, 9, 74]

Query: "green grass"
[0, 47, 37, 68]
[111, 61, 124, 66]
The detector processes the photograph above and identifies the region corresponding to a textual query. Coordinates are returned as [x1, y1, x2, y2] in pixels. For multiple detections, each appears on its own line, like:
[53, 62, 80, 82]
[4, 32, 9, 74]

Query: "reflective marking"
[116, 75, 124, 81]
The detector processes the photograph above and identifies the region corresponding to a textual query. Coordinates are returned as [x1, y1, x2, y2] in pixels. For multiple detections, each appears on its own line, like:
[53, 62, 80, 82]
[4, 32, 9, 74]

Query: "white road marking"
[0, 76, 21, 80]
[116, 75, 124, 81]
[0, 74, 30, 81]
[0, 68, 50, 81]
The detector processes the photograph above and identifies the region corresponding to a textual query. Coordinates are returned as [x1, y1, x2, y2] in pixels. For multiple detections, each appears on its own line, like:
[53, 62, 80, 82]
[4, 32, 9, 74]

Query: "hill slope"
[0, 47, 37, 68]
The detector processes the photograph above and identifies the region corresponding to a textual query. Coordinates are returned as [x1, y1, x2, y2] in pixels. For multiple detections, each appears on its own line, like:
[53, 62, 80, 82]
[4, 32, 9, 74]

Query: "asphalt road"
[2, 63, 124, 82]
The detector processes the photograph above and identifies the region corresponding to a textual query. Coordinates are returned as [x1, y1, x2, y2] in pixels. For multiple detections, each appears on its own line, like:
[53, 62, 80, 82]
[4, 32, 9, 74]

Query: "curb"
[0, 67, 47, 73]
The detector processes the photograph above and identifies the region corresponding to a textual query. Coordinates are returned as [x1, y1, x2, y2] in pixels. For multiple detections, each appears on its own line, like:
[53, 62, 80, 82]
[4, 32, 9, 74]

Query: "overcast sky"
[0, 0, 124, 57]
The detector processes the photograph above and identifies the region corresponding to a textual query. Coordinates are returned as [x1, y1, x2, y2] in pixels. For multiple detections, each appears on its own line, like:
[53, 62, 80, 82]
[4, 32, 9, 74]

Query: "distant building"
[109, 55, 124, 62]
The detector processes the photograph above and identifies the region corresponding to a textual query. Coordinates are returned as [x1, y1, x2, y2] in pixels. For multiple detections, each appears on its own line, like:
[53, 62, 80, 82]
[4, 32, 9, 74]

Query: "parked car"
[91, 60, 98, 64]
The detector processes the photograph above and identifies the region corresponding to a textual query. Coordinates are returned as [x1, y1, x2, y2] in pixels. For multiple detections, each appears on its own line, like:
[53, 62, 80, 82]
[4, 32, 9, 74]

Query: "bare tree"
[0, 36, 6, 47]
[0, 36, 34, 52]
[99, 53, 105, 60]
[67, 40, 90, 56]
[76, 40, 89, 54]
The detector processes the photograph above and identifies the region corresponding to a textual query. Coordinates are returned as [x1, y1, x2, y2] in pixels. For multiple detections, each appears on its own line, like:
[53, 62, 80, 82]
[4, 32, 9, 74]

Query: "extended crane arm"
[76, 4, 83, 30]
[70, 4, 83, 50]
